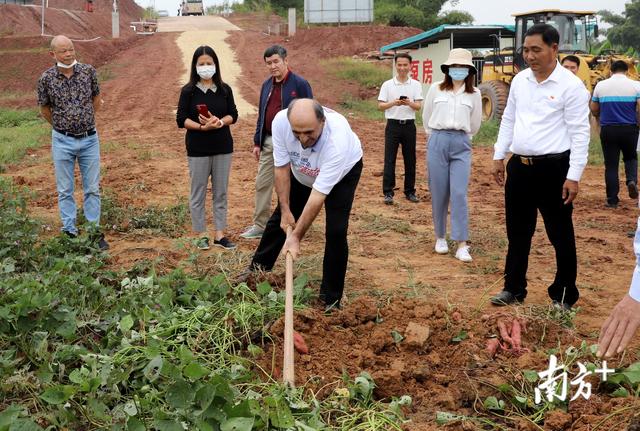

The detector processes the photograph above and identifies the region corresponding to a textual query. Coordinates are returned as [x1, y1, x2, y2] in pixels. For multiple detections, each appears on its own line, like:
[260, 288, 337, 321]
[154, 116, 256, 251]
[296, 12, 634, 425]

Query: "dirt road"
[161, 16, 255, 115]
[157, 15, 241, 32]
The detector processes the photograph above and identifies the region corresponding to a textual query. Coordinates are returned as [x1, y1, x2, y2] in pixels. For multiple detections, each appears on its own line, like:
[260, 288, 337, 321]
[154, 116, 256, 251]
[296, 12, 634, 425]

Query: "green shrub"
[473, 120, 500, 147]
[588, 135, 604, 165]
[374, 3, 426, 28]
[0, 177, 40, 271]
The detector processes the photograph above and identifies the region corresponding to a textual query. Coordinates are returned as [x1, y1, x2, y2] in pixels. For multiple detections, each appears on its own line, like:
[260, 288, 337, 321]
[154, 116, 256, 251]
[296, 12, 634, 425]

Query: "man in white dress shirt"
[378, 53, 424, 205]
[490, 24, 591, 309]
[246, 98, 363, 311]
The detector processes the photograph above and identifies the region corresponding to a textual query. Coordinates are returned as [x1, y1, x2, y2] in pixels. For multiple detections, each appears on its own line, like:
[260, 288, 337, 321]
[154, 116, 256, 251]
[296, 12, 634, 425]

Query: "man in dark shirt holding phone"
[377, 53, 424, 205]
[240, 45, 313, 240]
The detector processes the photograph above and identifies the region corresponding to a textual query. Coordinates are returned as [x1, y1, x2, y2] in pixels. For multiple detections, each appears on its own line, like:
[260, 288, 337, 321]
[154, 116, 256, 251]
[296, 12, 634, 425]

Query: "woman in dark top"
[176, 45, 238, 250]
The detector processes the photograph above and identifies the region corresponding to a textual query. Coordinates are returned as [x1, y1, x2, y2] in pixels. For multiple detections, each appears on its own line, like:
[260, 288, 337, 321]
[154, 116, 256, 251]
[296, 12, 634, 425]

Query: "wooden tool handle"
[283, 225, 295, 387]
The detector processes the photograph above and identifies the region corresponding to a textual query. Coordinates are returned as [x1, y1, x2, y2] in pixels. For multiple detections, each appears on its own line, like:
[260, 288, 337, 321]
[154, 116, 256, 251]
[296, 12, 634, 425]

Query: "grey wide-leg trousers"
[188, 153, 232, 233]
[427, 129, 471, 241]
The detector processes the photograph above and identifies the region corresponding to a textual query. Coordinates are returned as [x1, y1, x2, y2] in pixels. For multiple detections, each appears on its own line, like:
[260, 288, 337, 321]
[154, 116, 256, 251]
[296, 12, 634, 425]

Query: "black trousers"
[382, 121, 416, 196]
[503, 153, 578, 305]
[251, 159, 363, 306]
[600, 125, 639, 205]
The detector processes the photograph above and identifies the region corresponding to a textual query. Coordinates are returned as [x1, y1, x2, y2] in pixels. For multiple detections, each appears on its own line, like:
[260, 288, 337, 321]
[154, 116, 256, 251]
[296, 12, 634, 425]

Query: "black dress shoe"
[384, 194, 393, 205]
[490, 290, 524, 306]
[405, 193, 419, 203]
[629, 181, 639, 199]
[97, 234, 110, 251]
[552, 300, 572, 311]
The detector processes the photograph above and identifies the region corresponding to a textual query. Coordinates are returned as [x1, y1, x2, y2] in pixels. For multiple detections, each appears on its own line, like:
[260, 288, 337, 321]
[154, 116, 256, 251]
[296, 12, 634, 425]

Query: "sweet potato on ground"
[293, 331, 309, 354]
[497, 319, 515, 349]
[486, 338, 501, 357]
[511, 319, 522, 350]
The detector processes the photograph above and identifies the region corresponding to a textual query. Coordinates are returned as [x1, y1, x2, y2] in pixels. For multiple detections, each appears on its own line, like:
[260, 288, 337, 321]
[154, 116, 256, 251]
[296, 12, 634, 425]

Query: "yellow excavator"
[479, 9, 639, 120]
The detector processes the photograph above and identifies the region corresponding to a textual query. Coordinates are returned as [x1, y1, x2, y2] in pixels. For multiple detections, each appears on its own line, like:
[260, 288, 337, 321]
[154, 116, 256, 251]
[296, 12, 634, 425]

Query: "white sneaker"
[240, 225, 264, 239]
[455, 246, 472, 262]
[435, 238, 449, 254]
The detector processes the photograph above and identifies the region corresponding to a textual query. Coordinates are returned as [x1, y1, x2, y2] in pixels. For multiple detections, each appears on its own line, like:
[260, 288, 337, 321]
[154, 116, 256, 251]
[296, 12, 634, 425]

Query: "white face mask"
[196, 64, 216, 80]
[56, 59, 77, 69]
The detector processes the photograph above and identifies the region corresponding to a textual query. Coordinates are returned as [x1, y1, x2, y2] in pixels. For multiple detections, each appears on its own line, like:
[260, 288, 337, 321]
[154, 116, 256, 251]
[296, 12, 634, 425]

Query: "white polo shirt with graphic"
[272, 107, 363, 195]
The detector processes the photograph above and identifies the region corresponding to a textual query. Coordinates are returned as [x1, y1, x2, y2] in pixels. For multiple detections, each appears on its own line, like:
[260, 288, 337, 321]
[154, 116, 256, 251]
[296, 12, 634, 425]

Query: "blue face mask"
[448, 67, 469, 81]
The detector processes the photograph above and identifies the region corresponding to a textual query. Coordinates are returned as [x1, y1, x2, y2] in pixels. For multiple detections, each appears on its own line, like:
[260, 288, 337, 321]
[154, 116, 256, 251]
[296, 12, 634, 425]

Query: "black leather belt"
[513, 150, 570, 166]
[55, 129, 97, 138]
[387, 119, 414, 125]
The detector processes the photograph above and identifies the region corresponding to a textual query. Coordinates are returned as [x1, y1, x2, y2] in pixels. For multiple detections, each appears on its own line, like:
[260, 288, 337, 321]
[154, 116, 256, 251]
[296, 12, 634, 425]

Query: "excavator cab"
[512, 10, 598, 73]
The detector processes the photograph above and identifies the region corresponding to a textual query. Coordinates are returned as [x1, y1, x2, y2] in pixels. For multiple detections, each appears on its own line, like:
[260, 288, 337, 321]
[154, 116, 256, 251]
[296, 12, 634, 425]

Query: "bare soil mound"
[0, 0, 144, 108]
[0, 0, 143, 38]
[286, 24, 422, 58]
[0, 35, 141, 108]
[262, 297, 636, 430]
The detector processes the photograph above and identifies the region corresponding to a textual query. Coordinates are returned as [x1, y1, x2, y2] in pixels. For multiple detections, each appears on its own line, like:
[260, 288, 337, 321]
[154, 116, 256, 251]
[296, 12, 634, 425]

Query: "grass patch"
[588, 135, 603, 165]
[100, 191, 189, 236]
[323, 57, 428, 126]
[101, 140, 119, 152]
[357, 212, 413, 234]
[324, 57, 390, 89]
[137, 149, 154, 160]
[340, 96, 381, 121]
[0, 47, 48, 54]
[473, 120, 499, 147]
[0, 91, 25, 101]
[97, 66, 116, 82]
[0, 107, 47, 172]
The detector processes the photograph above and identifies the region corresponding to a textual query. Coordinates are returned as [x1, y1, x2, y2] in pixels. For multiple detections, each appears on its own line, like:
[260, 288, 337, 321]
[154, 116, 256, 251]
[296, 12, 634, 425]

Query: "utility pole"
[288, 8, 295, 36]
[112, 0, 120, 38]
[41, 0, 45, 36]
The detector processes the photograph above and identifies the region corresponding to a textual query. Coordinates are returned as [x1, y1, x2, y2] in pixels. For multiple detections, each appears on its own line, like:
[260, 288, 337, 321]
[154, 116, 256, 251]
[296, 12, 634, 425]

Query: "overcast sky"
[136, 0, 629, 21]
[445, 0, 628, 25]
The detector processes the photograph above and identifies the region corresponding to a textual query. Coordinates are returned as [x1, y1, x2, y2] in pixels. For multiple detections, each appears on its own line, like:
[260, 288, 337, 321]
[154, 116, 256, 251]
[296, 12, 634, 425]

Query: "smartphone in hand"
[196, 104, 210, 118]
[399, 96, 408, 100]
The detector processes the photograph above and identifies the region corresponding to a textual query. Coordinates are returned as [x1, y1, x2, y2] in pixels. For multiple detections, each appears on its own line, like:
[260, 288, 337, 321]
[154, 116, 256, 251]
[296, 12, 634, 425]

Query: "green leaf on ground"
[119, 314, 134, 332]
[523, 370, 539, 383]
[166, 380, 195, 409]
[39, 385, 76, 404]
[8, 419, 43, 431]
[220, 417, 254, 431]
[183, 361, 209, 380]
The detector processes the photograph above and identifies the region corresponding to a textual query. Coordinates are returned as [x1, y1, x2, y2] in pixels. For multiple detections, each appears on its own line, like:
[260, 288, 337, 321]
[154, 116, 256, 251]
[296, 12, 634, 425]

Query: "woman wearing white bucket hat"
[422, 48, 482, 262]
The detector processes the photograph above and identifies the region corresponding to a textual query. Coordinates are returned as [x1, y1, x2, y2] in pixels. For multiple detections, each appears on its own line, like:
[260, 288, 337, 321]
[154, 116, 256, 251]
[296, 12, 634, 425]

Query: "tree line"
[228, 0, 473, 29]
[599, 0, 640, 57]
